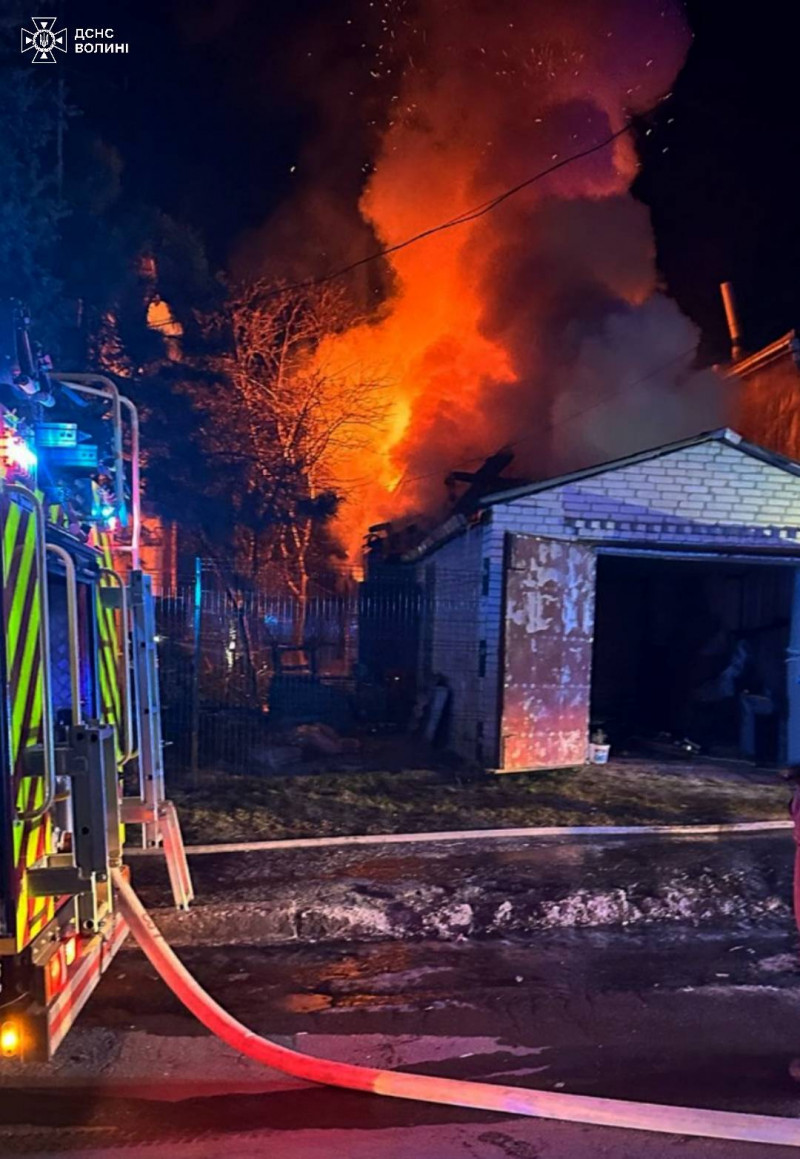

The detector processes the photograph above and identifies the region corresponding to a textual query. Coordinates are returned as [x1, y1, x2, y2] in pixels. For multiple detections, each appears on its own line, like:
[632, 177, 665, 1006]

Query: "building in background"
[140, 505, 178, 594]
[728, 329, 800, 459]
[719, 278, 800, 458]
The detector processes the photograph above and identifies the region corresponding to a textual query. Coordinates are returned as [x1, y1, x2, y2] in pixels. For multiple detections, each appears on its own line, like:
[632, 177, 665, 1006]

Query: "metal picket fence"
[153, 561, 479, 780]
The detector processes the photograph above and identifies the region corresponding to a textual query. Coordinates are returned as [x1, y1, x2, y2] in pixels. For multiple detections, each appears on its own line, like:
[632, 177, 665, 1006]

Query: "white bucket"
[588, 743, 611, 765]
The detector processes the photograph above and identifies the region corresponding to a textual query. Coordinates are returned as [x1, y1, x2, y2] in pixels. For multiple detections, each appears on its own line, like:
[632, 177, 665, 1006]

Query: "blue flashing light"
[7, 439, 37, 474]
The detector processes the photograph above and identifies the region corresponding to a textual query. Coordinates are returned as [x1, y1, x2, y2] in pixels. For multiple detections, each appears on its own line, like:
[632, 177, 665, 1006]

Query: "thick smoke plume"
[254, 0, 723, 554]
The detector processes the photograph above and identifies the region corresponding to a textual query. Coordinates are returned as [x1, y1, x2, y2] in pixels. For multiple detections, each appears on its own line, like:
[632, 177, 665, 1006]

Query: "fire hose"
[112, 869, 800, 1148]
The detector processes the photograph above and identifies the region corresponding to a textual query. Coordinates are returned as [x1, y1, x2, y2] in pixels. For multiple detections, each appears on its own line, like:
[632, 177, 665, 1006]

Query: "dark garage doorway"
[590, 554, 794, 765]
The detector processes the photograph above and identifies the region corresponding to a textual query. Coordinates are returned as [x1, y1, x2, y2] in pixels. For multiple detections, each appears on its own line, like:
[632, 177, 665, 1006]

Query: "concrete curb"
[127, 818, 792, 857]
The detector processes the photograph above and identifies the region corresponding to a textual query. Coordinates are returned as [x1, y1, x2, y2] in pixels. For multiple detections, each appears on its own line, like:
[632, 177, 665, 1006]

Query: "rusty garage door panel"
[499, 535, 596, 772]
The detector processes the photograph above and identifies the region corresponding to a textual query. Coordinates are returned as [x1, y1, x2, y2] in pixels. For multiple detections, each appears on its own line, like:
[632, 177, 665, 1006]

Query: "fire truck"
[0, 302, 192, 1061]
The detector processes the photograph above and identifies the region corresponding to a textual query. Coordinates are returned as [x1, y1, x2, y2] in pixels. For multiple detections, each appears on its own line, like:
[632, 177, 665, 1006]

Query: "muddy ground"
[170, 758, 790, 844]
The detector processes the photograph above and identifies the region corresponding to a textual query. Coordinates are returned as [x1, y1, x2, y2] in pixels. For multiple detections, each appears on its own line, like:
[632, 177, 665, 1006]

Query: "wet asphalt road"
[1, 832, 800, 1157]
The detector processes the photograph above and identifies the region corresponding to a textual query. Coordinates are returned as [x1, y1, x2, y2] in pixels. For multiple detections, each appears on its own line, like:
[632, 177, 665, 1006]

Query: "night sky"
[62, 0, 800, 363]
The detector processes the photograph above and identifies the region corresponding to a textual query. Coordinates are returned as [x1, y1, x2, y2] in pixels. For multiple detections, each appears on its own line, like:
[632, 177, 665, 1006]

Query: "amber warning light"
[0, 1019, 21, 1057]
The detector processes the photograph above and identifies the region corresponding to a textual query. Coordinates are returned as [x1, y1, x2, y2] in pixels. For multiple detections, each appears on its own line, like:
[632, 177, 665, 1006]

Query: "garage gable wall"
[418, 524, 484, 758]
[489, 441, 800, 548]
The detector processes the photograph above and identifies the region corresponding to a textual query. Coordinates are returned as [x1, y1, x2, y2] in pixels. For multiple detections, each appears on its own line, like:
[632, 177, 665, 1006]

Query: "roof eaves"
[732, 436, 800, 479]
[723, 332, 797, 380]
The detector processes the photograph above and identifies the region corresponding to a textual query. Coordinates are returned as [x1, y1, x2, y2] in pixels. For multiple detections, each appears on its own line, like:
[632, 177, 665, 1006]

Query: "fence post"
[189, 556, 202, 785]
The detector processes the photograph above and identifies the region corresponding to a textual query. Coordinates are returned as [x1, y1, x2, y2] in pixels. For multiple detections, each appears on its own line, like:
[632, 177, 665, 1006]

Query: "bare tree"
[218, 281, 386, 636]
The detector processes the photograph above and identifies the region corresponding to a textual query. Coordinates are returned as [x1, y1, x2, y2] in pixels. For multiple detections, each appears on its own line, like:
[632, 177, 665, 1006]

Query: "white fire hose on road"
[112, 868, 800, 1148]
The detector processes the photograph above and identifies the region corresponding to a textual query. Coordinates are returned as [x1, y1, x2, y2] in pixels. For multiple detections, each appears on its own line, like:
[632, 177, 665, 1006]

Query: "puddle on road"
[283, 993, 334, 1013]
[4, 925, 800, 1127]
[280, 984, 473, 1014]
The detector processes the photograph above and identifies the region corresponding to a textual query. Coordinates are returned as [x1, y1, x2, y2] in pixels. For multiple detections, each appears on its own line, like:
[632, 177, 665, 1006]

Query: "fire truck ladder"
[50, 373, 192, 910]
[119, 569, 194, 910]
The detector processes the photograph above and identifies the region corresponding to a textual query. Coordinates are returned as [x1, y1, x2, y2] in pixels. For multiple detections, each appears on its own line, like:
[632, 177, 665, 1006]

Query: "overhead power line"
[256, 94, 684, 498]
[272, 108, 666, 297]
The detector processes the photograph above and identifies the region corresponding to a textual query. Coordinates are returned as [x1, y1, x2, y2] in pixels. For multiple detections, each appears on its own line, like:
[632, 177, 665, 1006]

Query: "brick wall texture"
[488, 439, 800, 548]
[420, 436, 800, 766]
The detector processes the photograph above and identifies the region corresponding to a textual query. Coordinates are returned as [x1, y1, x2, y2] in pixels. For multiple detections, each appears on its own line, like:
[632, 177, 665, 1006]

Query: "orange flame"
[317, 1, 705, 560]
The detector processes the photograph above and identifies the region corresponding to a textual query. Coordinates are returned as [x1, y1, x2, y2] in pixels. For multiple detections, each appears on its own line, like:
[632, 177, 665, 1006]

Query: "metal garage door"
[499, 534, 596, 771]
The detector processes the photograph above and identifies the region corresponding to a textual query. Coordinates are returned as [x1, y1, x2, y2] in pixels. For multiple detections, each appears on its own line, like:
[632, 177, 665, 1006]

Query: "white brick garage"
[416, 429, 800, 770]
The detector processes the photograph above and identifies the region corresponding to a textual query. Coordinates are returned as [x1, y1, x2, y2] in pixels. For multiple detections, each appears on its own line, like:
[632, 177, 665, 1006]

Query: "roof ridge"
[480, 428, 800, 506]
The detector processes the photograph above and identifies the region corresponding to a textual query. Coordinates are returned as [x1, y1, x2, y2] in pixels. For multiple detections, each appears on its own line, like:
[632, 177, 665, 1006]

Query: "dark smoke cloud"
[227, 0, 407, 302]
[234, 0, 724, 544]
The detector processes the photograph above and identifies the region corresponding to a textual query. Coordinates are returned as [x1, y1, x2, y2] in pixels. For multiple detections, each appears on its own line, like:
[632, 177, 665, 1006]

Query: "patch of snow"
[423, 902, 474, 937]
[755, 953, 800, 975]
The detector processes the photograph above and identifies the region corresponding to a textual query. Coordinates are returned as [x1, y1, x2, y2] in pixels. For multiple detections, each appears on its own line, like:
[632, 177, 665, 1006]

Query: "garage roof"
[481, 428, 800, 507]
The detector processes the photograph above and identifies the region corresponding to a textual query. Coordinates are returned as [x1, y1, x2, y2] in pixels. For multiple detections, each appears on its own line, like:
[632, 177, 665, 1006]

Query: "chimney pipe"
[720, 281, 743, 362]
